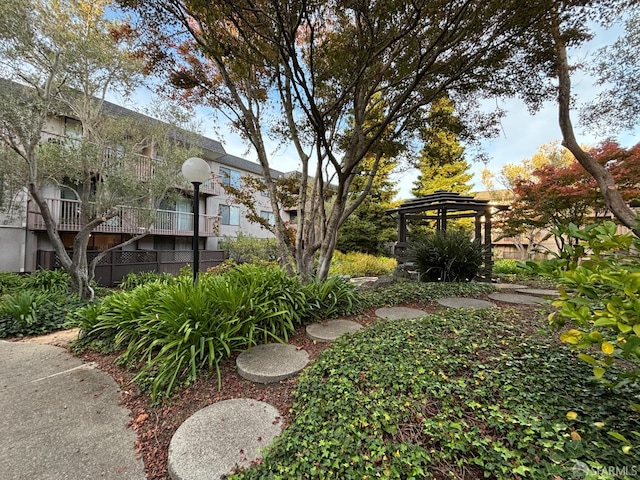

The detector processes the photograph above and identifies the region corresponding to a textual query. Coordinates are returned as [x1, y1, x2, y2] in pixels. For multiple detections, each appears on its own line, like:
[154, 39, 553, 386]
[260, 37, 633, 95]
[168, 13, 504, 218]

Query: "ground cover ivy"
[358, 280, 496, 308]
[230, 309, 640, 479]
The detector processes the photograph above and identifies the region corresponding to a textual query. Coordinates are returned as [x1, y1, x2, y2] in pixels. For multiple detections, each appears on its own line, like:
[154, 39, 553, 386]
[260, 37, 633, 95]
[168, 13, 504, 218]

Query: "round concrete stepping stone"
[488, 292, 547, 305]
[375, 306, 428, 321]
[168, 398, 282, 480]
[306, 319, 363, 342]
[493, 283, 529, 290]
[516, 288, 559, 297]
[437, 297, 496, 310]
[236, 343, 309, 383]
[350, 276, 378, 286]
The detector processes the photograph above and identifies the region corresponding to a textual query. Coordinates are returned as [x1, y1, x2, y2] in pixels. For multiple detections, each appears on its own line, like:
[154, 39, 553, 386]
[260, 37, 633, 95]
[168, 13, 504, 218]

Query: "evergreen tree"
[412, 96, 473, 197]
[336, 153, 398, 255]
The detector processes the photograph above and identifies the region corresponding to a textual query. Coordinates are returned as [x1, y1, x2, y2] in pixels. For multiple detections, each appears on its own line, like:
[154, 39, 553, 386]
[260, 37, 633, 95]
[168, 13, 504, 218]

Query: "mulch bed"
[77, 297, 544, 480]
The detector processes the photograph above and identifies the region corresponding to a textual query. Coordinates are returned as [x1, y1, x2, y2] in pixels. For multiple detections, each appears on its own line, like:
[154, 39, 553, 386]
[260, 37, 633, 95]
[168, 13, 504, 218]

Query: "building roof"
[100, 100, 227, 158]
[214, 153, 284, 178]
[387, 190, 508, 216]
[0, 77, 286, 177]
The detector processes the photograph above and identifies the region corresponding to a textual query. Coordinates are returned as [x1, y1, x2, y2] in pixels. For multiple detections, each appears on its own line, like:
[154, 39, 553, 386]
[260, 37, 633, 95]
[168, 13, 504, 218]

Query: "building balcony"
[27, 197, 220, 237]
[40, 131, 222, 195]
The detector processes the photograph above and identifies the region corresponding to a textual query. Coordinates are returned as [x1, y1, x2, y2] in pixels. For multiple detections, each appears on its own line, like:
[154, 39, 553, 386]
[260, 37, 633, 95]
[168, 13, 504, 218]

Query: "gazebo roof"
[387, 191, 508, 216]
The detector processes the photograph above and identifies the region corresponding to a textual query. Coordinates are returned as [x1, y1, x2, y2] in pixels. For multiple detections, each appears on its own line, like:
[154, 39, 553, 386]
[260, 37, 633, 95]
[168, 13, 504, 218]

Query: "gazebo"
[386, 191, 508, 279]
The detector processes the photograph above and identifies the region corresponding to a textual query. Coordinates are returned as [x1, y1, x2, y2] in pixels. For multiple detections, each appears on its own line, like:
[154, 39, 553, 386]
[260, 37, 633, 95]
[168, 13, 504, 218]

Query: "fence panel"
[36, 249, 226, 287]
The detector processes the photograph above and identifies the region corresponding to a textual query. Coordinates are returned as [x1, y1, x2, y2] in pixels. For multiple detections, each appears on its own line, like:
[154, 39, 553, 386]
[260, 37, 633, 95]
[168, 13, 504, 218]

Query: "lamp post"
[181, 157, 211, 283]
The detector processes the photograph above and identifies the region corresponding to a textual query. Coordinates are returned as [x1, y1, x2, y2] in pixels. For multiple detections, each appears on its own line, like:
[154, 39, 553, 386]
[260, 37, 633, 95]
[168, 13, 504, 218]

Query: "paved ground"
[0, 340, 145, 480]
[488, 292, 548, 305]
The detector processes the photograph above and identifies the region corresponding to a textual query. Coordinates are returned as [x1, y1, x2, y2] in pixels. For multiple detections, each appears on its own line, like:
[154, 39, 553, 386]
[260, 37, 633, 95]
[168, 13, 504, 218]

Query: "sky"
[116, 17, 638, 201]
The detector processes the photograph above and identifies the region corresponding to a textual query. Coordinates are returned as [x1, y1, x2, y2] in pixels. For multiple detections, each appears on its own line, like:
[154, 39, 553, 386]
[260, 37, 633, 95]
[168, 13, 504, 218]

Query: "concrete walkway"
[0, 340, 145, 480]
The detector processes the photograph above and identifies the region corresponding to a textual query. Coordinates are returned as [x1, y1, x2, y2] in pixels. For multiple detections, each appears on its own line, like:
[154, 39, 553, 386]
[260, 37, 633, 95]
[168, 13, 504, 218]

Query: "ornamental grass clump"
[74, 263, 359, 400]
[409, 230, 487, 282]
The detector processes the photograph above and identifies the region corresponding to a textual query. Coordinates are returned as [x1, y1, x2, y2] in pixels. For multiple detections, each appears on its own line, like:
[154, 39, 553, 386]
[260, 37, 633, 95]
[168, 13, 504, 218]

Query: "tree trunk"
[552, 20, 639, 235]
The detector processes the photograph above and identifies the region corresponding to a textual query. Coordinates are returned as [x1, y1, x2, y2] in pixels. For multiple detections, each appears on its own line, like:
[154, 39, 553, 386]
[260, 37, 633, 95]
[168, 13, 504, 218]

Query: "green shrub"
[329, 251, 397, 278]
[301, 275, 360, 320]
[230, 309, 640, 479]
[492, 259, 520, 275]
[408, 230, 488, 282]
[0, 289, 85, 338]
[79, 264, 359, 400]
[23, 269, 72, 294]
[219, 233, 278, 264]
[119, 270, 176, 290]
[0, 272, 25, 295]
[529, 221, 640, 387]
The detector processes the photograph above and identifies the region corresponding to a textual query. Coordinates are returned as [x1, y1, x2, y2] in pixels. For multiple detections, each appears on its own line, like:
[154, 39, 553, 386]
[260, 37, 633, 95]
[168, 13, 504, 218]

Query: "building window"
[219, 167, 241, 189]
[64, 117, 82, 140]
[260, 210, 275, 226]
[260, 178, 269, 197]
[220, 205, 240, 225]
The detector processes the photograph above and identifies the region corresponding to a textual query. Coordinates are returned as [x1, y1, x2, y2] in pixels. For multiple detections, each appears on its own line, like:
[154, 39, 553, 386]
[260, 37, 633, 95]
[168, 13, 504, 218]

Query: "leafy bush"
[79, 264, 359, 400]
[301, 275, 360, 320]
[492, 259, 520, 275]
[23, 268, 72, 294]
[529, 221, 640, 387]
[408, 230, 488, 282]
[0, 289, 85, 338]
[329, 251, 396, 278]
[219, 233, 278, 264]
[230, 309, 640, 479]
[0, 271, 25, 295]
[119, 270, 176, 290]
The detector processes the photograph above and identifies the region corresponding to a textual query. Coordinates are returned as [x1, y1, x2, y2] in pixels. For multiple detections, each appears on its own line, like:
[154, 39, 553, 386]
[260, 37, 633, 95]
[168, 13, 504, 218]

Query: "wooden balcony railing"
[27, 197, 220, 237]
[40, 131, 222, 194]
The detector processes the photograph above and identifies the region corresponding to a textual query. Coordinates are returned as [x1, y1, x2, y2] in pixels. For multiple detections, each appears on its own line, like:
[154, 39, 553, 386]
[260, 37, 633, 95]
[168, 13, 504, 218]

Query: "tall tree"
[497, 140, 575, 191]
[120, 0, 558, 280]
[487, 141, 576, 259]
[336, 151, 398, 256]
[502, 139, 640, 253]
[0, 0, 195, 299]
[581, 13, 640, 133]
[412, 96, 473, 197]
[510, 1, 639, 233]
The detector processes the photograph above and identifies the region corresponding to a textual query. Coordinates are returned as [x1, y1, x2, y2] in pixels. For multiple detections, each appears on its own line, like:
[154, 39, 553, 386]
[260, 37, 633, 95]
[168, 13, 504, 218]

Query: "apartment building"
[0, 90, 290, 281]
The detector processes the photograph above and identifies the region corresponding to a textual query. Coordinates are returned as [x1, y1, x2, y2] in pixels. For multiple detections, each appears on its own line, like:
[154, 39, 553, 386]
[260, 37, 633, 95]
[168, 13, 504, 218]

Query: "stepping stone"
[516, 288, 559, 297]
[493, 283, 529, 290]
[236, 343, 309, 383]
[168, 399, 282, 480]
[437, 297, 496, 310]
[306, 319, 363, 342]
[488, 292, 547, 305]
[375, 306, 428, 321]
[350, 276, 378, 286]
